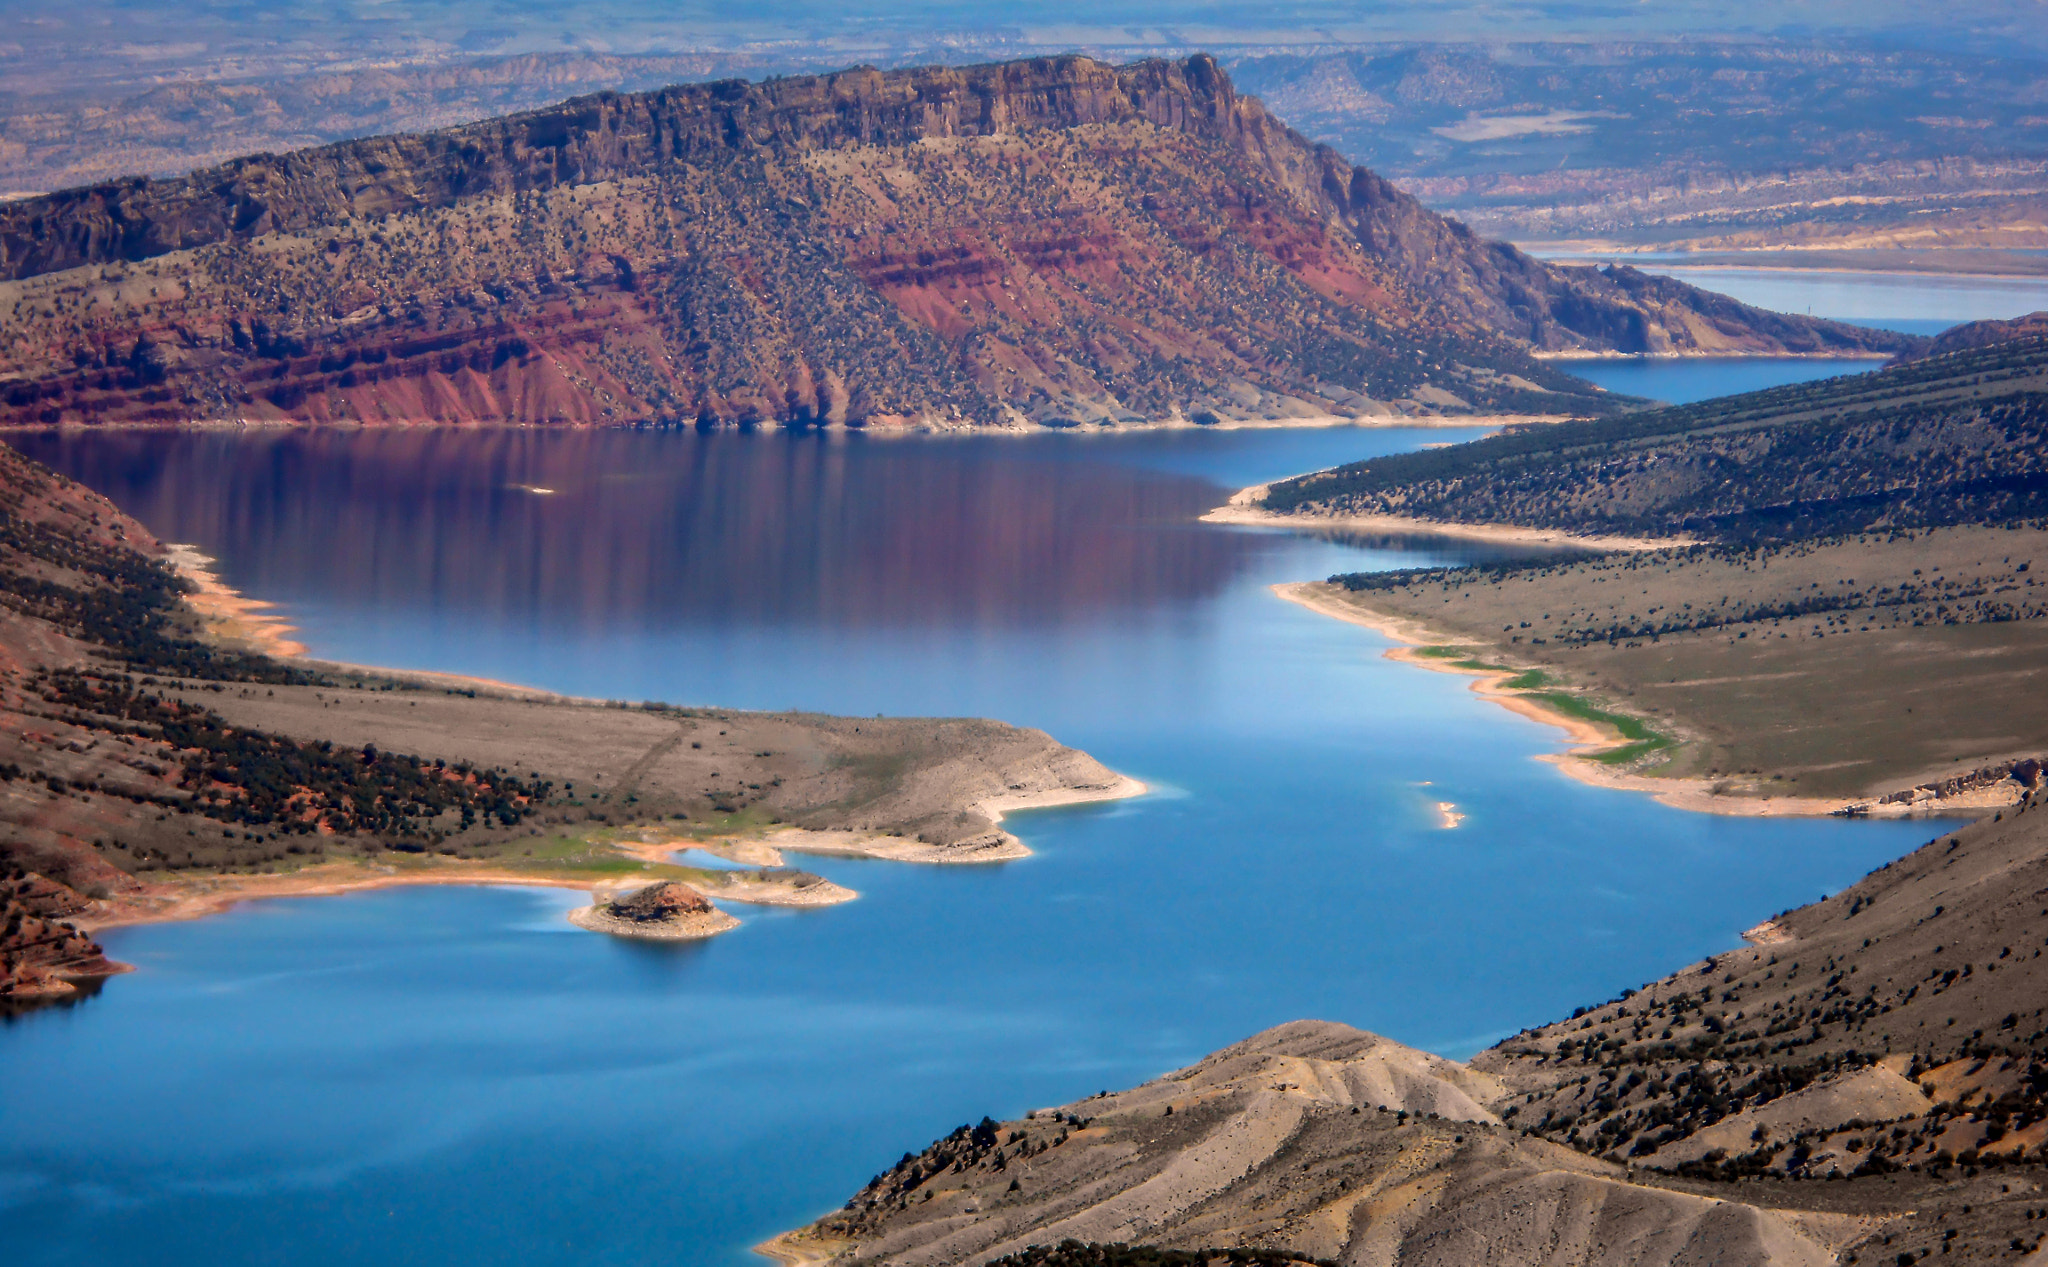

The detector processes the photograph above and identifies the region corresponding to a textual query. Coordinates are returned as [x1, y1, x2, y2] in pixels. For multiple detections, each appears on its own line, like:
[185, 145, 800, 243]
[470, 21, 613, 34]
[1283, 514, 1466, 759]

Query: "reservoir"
[4, 265, 2020, 1266]
[1, 422, 1944, 1267]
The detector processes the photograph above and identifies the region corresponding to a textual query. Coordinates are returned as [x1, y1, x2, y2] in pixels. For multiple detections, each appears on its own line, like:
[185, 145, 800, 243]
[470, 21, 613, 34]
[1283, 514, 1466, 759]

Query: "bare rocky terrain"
[775, 798, 2048, 1267]
[0, 56, 1911, 431]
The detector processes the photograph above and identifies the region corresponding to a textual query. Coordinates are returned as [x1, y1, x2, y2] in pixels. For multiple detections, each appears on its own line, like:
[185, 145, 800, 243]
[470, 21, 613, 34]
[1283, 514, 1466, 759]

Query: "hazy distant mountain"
[1228, 42, 2048, 253]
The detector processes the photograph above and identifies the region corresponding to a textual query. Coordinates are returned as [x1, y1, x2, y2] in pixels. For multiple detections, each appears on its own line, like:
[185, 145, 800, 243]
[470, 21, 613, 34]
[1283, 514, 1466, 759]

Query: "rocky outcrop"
[568, 880, 738, 940]
[0, 56, 1917, 430]
[1866, 756, 2047, 808]
[1, 865, 125, 1002]
[606, 880, 714, 922]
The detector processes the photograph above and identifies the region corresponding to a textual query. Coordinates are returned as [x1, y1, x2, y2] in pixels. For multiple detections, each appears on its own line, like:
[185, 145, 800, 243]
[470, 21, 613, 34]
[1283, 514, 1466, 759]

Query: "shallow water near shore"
[2, 416, 1954, 1267]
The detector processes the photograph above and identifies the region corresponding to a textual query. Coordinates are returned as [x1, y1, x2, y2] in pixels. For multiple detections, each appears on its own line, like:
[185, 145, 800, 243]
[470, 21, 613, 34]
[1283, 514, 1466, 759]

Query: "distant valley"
[1230, 41, 2048, 259]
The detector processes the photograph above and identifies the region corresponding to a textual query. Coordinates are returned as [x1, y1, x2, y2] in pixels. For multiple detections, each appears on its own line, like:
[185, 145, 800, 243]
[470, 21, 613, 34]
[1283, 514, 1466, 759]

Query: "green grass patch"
[1501, 670, 1556, 690]
[498, 832, 646, 873]
[1522, 691, 1674, 765]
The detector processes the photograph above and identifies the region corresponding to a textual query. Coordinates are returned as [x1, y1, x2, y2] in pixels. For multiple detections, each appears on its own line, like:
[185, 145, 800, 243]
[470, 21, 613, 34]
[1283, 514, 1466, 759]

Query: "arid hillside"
[0, 432, 1132, 1004]
[774, 796, 2048, 1267]
[1908, 312, 2048, 363]
[0, 56, 1911, 430]
[1261, 334, 2048, 542]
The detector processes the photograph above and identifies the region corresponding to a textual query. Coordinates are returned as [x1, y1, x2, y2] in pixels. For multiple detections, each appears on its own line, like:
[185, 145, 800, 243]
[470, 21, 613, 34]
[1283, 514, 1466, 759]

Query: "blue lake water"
[1548, 260, 2048, 403]
[1638, 265, 2048, 329]
[2, 421, 1953, 1267]
[1566, 355, 1883, 405]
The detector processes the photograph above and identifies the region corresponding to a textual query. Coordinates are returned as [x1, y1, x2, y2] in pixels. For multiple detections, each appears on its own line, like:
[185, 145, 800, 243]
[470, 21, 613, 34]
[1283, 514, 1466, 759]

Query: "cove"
[1, 419, 1949, 1267]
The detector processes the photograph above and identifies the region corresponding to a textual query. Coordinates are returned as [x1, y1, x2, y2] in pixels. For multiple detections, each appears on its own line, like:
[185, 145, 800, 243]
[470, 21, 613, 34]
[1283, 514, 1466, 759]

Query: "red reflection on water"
[15, 428, 1258, 631]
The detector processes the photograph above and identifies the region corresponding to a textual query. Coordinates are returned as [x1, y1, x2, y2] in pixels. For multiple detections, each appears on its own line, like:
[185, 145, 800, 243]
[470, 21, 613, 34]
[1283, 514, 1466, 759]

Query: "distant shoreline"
[1200, 481, 1684, 552]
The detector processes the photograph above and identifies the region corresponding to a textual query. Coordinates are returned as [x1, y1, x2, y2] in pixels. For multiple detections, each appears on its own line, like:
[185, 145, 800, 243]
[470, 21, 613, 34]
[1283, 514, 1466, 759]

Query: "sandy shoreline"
[719, 774, 1153, 868]
[1533, 346, 1894, 361]
[1203, 483, 1686, 552]
[1271, 582, 1989, 820]
[102, 554, 1147, 936]
[165, 543, 310, 658]
[83, 846, 871, 938]
[82, 862, 609, 932]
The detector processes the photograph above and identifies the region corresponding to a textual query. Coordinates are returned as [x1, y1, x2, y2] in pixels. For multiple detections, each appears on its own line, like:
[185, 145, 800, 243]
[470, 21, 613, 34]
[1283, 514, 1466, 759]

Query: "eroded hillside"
[776, 799, 2048, 1267]
[0, 56, 1912, 430]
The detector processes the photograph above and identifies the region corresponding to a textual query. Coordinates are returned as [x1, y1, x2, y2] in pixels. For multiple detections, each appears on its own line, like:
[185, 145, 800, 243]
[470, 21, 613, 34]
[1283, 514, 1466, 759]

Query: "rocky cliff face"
[0, 56, 1917, 429]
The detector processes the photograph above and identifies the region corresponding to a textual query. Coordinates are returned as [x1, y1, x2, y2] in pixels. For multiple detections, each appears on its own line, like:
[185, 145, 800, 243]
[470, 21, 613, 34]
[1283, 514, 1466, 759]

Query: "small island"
[568, 881, 739, 940]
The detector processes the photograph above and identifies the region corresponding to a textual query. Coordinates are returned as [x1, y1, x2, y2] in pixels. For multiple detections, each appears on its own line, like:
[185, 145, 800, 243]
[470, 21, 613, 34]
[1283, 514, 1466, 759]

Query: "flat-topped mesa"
[0, 56, 1260, 280]
[0, 56, 1913, 430]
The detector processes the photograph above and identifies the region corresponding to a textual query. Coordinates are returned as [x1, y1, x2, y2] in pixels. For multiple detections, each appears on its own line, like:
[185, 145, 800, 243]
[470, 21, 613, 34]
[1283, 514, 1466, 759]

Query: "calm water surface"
[1567, 355, 1882, 404]
[3, 421, 1948, 1267]
[1549, 259, 2048, 403]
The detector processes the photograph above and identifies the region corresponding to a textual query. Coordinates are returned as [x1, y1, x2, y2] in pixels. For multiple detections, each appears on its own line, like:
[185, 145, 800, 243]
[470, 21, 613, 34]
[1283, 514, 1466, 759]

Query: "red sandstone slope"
[0, 56, 1918, 429]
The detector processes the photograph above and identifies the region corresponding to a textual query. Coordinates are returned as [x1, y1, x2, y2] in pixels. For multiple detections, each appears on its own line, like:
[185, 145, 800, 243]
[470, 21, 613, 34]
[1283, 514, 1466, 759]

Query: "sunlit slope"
[0, 56, 1913, 429]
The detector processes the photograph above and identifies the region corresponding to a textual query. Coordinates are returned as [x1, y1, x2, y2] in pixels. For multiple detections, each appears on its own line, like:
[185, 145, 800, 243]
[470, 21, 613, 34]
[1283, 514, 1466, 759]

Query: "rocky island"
[568, 880, 739, 940]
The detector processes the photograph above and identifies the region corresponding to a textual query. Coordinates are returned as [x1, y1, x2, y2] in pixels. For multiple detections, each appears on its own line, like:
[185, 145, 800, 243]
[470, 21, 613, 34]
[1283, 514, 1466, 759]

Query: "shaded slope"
[0, 56, 1914, 429]
[1262, 334, 2048, 541]
[1906, 312, 2048, 363]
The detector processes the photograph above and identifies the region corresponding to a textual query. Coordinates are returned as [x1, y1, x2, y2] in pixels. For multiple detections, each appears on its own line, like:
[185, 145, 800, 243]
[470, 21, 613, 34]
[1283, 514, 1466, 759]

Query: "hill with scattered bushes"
[0, 56, 1913, 430]
[1262, 334, 2048, 542]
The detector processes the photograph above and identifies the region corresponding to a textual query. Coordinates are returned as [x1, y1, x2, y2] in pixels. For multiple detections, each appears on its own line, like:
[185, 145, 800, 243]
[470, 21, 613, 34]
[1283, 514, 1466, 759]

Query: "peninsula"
[0, 439, 1139, 1002]
[1215, 322, 2048, 814]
